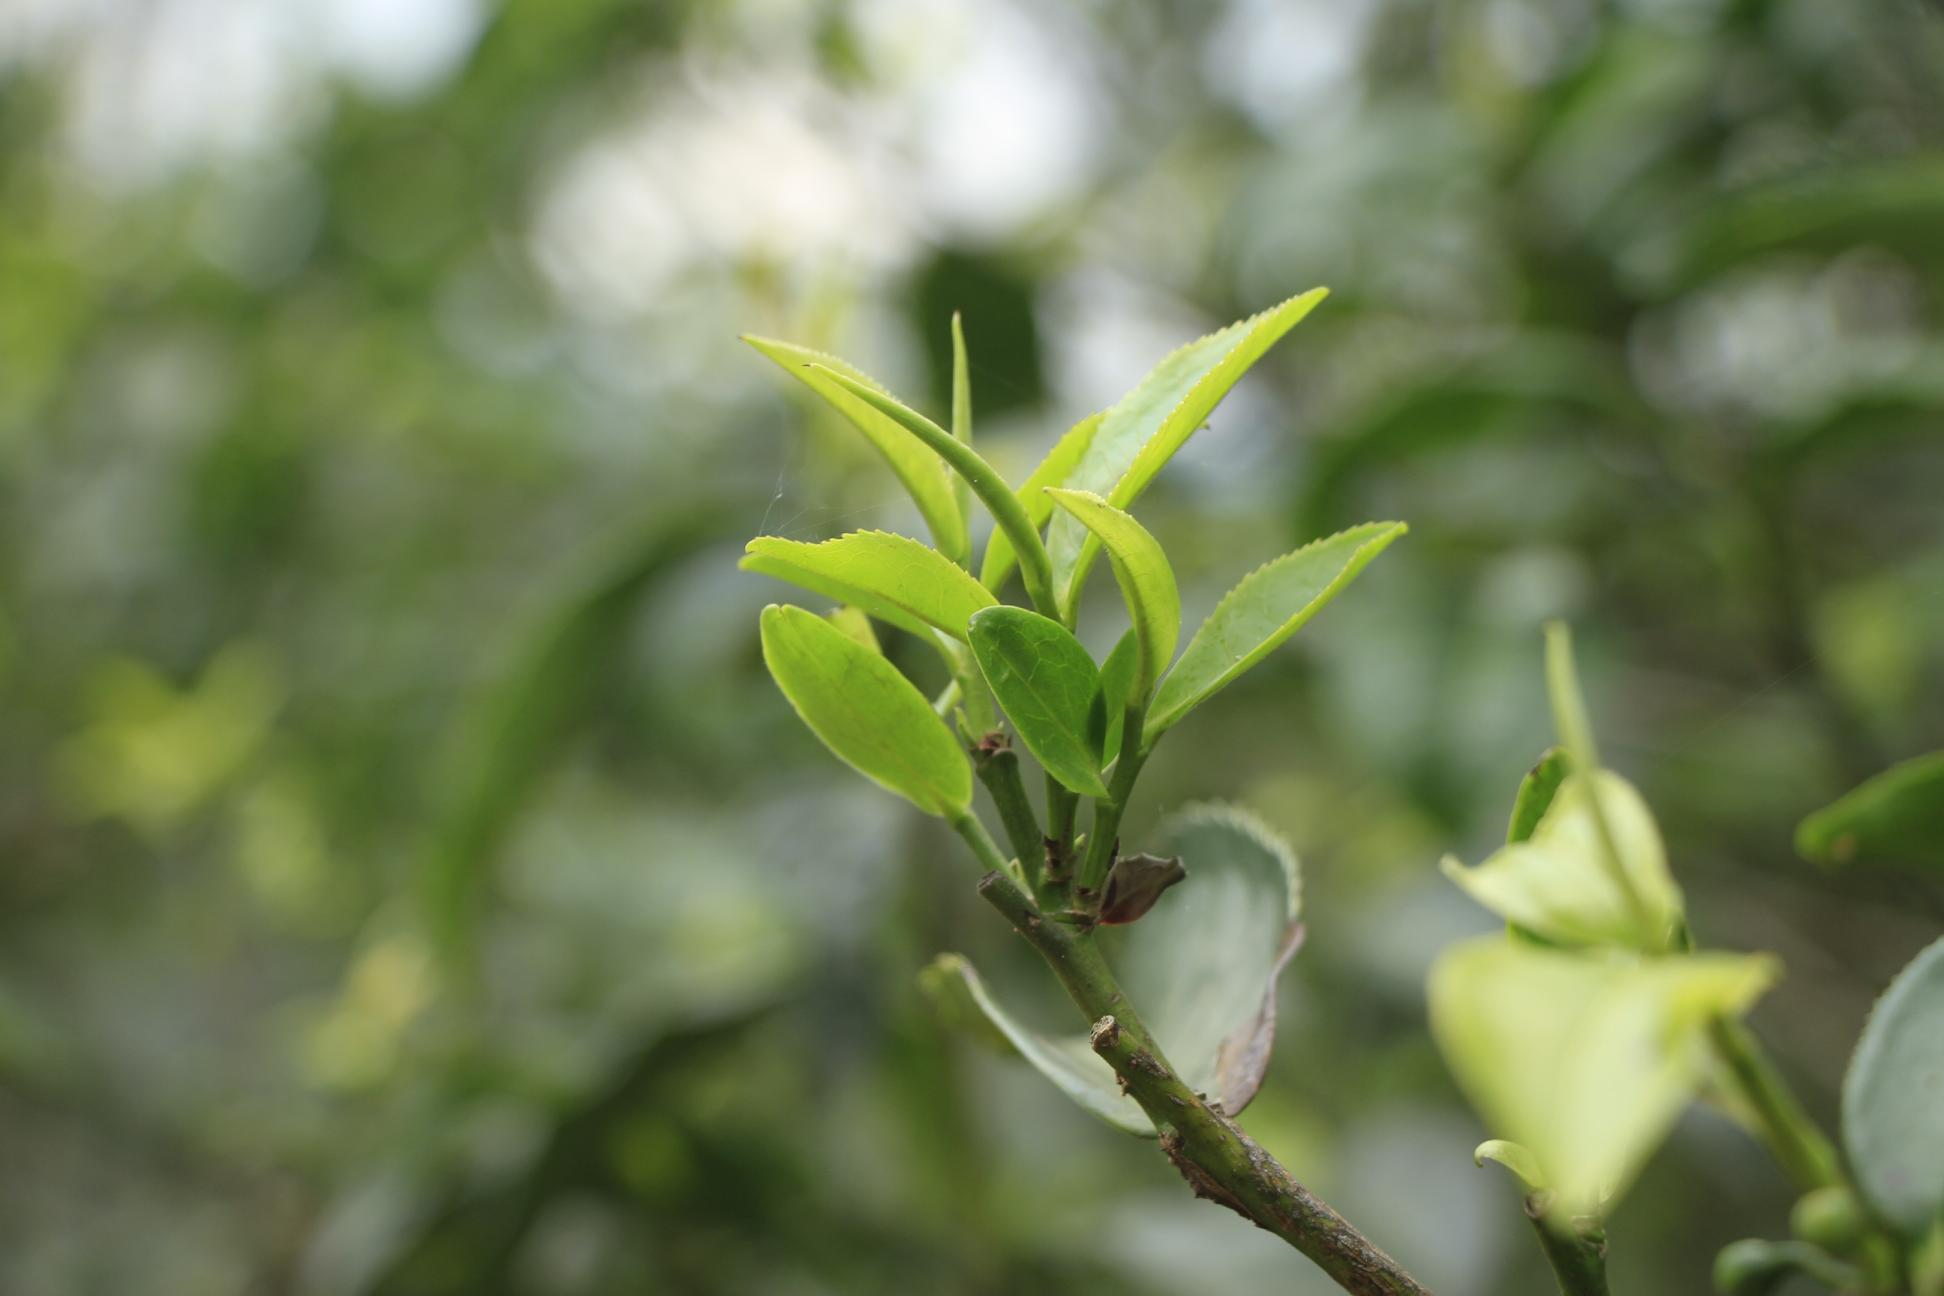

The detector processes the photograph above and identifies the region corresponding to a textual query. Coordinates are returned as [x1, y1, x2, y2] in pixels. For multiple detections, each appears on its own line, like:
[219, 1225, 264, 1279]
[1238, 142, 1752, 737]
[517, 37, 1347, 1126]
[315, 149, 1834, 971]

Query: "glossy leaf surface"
[1045, 489, 1178, 696]
[967, 606, 1109, 799]
[742, 531, 996, 643]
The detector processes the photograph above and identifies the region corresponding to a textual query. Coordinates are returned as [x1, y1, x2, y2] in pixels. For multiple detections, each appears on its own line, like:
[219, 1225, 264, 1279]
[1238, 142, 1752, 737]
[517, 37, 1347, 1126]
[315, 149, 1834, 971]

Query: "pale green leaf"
[1045, 289, 1328, 607]
[1440, 770, 1685, 952]
[1473, 1140, 1547, 1194]
[1429, 936, 1777, 1221]
[827, 606, 878, 652]
[758, 603, 971, 817]
[742, 531, 996, 643]
[1508, 747, 1570, 845]
[979, 411, 1103, 594]
[1146, 521, 1405, 740]
[1843, 934, 1944, 1234]
[744, 335, 968, 562]
[1044, 489, 1178, 696]
[1797, 751, 1944, 872]
[968, 607, 1109, 799]
[930, 804, 1303, 1134]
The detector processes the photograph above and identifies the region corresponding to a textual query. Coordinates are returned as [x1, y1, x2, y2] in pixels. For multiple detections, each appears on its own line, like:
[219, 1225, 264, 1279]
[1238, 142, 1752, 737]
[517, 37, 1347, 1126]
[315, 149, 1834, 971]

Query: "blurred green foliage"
[2, 1, 1942, 1293]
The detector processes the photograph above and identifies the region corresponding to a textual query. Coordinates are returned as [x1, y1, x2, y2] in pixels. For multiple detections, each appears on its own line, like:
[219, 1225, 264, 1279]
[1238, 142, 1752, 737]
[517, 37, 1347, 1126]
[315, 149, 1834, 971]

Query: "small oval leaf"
[968, 607, 1110, 799]
[1508, 748, 1571, 845]
[742, 531, 996, 643]
[1147, 521, 1405, 738]
[1044, 489, 1179, 697]
[1842, 934, 1944, 1234]
[759, 603, 971, 817]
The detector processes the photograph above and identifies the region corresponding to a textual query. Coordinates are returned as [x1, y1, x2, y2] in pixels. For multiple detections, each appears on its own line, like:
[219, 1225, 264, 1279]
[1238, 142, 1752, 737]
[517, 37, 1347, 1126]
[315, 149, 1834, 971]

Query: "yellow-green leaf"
[1797, 751, 1944, 872]
[742, 531, 996, 643]
[1440, 770, 1685, 952]
[1044, 489, 1178, 698]
[1429, 936, 1778, 1222]
[759, 603, 971, 817]
[1044, 289, 1328, 608]
[968, 607, 1109, 799]
[743, 335, 968, 562]
[1145, 521, 1405, 740]
[979, 411, 1104, 594]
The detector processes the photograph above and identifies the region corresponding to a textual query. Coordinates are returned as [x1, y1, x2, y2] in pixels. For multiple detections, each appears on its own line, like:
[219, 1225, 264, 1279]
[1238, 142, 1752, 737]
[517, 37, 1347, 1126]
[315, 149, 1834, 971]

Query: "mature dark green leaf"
[744, 336, 967, 561]
[1146, 521, 1405, 740]
[967, 606, 1109, 799]
[1044, 289, 1329, 608]
[759, 604, 971, 817]
[1044, 489, 1178, 696]
[1842, 934, 1944, 1234]
[926, 804, 1302, 1134]
[1797, 751, 1944, 872]
[742, 531, 996, 643]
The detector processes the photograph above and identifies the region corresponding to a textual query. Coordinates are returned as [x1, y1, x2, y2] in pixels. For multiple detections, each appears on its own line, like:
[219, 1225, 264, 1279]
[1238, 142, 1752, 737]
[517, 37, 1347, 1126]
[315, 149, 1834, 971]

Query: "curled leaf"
[1474, 1139, 1548, 1195]
[1099, 852, 1186, 925]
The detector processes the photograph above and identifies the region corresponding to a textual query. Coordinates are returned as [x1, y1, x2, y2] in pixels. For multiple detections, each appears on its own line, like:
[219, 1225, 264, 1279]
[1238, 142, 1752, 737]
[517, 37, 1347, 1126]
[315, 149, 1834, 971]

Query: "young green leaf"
[949, 313, 973, 525]
[1090, 629, 1139, 760]
[979, 411, 1103, 594]
[759, 603, 971, 817]
[1429, 936, 1778, 1222]
[742, 531, 997, 643]
[967, 607, 1110, 799]
[743, 336, 967, 562]
[1044, 289, 1328, 607]
[1044, 489, 1179, 696]
[1440, 770, 1686, 952]
[927, 804, 1302, 1133]
[1842, 934, 1944, 1234]
[1796, 751, 1944, 872]
[807, 364, 1060, 616]
[1145, 521, 1406, 740]
[827, 606, 879, 652]
[1508, 748, 1571, 845]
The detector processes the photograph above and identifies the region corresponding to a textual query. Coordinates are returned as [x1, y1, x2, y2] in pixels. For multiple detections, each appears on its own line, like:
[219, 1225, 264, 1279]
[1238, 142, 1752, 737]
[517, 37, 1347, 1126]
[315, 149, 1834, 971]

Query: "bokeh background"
[4, 0, 1944, 1292]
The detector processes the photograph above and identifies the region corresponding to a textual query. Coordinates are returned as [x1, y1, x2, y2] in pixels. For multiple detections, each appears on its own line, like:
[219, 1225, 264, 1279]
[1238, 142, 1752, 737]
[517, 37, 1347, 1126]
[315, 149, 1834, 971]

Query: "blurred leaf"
[967, 607, 1109, 799]
[420, 515, 716, 964]
[1509, 748, 1571, 845]
[1441, 771, 1685, 952]
[917, 954, 1017, 1056]
[1429, 936, 1777, 1221]
[744, 335, 968, 562]
[742, 531, 996, 643]
[1712, 1239, 1863, 1296]
[1473, 1139, 1547, 1195]
[933, 804, 1302, 1133]
[1045, 490, 1178, 697]
[979, 411, 1102, 595]
[1842, 934, 1944, 1235]
[1045, 289, 1328, 608]
[1796, 752, 1944, 873]
[1145, 522, 1406, 741]
[759, 603, 971, 817]
[1090, 629, 1139, 760]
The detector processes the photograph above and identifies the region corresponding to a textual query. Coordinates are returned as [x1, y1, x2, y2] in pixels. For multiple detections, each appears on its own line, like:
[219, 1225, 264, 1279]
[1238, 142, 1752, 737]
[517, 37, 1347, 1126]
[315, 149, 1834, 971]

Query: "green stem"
[1525, 1202, 1610, 1296]
[810, 365, 1060, 618]
[1043, 776, 1079, 902]
[973, 742, 1043, 893]
[950, 812, 1022, 889]
[1706, 1016, 1843, 1192]
[977, 872, 1429, 1296]
[1077, 702, 1148, 899]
